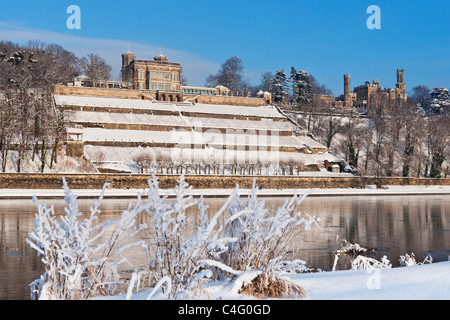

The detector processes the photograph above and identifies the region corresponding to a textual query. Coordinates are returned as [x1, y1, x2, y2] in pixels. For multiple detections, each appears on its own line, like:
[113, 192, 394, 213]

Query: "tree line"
[0, 40, 112, 172]
[285, 80, 449, 179]
[206, 56, 449, 178]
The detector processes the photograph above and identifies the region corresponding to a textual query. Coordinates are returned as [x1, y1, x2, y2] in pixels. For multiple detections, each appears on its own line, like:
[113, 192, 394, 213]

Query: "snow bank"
[106, 261, 450, 300]
[291, 261, 450, 300]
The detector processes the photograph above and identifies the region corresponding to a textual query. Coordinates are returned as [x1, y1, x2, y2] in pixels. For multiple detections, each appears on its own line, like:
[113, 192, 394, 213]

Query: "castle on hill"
[321, 69, 407, 110]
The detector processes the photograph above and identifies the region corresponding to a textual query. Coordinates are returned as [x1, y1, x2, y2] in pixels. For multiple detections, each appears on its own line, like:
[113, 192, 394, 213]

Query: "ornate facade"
[121, 51, 183, 101]
[120, 51, 271, 105]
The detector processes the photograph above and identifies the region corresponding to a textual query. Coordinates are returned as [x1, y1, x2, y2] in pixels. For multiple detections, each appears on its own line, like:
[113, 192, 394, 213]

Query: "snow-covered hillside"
[55, 94, 341, 174]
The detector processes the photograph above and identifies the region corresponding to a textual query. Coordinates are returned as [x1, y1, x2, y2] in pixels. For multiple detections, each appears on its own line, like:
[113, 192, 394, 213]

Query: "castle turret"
[121, 50, 136, 79]
[396, 69, 406, 101]
[344, 74, 351, 107]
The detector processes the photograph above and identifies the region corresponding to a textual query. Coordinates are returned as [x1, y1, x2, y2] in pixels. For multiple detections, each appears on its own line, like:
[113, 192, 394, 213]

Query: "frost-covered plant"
[141, 175, 317, 299]
[350, 255, 392, 270]
[399, 253, 433, 267]
[399, 253, 417, 267]
[27, 177, 149, 300]
[217, 179, 318, 277]
[143, 175, 238, 299]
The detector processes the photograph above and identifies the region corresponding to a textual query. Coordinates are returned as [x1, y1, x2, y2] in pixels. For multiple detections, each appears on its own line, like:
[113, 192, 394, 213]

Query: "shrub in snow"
[350, 255, 392, 270]
[216, 179, 318, 277]
[27, 177, 149, 300]
[139, 175, 317, 299]
[28, 175, 318, 300]
[399, 253, 433, 267]
[142, 175, 239, 299]
[238, 268, 306, 299]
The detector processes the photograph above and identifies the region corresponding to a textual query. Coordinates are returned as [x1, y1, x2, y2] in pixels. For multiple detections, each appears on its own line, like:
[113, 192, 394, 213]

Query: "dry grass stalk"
[238, 271, 305, 299]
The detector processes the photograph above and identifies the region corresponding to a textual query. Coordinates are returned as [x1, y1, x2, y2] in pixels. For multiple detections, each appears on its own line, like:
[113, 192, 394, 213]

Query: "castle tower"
[344, 74, 351, 107]
[396, 69, 406, 101]
[397, 69, 405, 84]
[121, 50, 136, 80]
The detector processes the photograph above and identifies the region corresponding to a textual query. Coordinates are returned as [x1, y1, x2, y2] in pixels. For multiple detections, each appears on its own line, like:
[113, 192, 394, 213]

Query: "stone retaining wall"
[0, 173, 448, 190]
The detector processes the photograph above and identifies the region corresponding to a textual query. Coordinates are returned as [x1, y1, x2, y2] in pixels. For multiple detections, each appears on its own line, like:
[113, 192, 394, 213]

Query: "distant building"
[119, 51, 271, 105]
[62, 51, 271, 107]
[333, 69, 407, 110]
[121, 51, 183, 101]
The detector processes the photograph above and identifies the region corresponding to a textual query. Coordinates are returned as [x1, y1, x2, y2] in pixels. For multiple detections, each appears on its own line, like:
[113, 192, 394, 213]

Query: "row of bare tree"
[129, 149, 308, 176]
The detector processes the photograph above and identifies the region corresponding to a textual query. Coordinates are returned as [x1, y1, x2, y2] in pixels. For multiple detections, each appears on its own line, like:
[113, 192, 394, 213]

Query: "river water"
[0, 194, 449, 300]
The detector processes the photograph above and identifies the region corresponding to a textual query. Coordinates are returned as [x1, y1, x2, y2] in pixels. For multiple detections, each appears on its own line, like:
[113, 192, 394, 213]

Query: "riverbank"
[0, 184, 449, 199]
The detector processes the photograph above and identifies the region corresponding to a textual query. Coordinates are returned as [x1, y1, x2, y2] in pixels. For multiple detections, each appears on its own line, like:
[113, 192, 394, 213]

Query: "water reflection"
[0, 194, 449, 300]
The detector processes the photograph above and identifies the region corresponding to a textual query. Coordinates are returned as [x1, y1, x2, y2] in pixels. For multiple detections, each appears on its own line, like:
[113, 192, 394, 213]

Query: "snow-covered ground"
[1, 184, 449, 199]
[103, 261, 450, 300]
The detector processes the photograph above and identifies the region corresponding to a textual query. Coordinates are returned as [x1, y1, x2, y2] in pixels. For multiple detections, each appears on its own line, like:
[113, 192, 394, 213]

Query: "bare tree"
[426, 114, 450, 178]
[401, 98, 425, 177]
[366, 92, 390, 178]
[133, 152, 154, 173]
[205, 56, 246, 94]
[79, 53, 112, 86]
[410, 85, 431, 113]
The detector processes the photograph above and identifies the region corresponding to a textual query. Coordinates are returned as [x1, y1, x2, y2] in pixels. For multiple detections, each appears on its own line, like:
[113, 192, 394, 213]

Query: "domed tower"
[154, 53, 169, 62]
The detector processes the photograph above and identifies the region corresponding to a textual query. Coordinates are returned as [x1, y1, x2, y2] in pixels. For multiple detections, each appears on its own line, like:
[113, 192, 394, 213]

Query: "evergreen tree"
[289, 69, 312, 105]
[269, 70, 289, 104]
[429, 87, 450, 114]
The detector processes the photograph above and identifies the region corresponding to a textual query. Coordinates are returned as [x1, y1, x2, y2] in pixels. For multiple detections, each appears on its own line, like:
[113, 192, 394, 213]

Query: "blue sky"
[0, 0, 449, 95]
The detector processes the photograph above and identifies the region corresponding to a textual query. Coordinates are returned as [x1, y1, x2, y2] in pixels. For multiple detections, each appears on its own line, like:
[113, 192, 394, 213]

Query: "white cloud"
[0, 22, 218, 86]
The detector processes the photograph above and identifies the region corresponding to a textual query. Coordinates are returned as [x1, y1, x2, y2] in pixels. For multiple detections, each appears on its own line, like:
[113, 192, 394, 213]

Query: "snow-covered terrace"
[65, 110, 296, 132]
[54, 95, 283, 118]
[80, 127, 325, 149]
